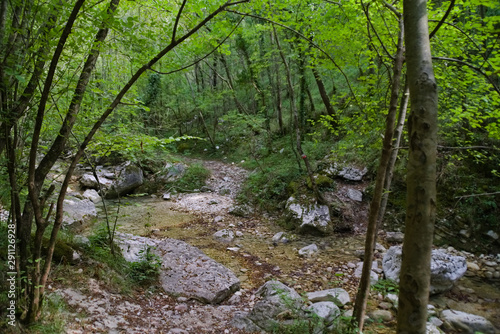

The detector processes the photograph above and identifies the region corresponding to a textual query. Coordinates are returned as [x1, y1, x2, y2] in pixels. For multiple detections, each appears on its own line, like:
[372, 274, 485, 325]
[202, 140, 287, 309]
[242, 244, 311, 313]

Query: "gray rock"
[386, 231, 404, 243]
[306, 288, 350, 307]
[79, 172, 113, 190]
[441, 309, 496, 334]
[244, 281, 307, 332]
[162, 193, 171, 200]
[354, 261, 379, 285]
[272, 232, 289, 243]
[307, 301, 340, 324]
[486, 230, 499, 240]
[162, 163, 186, 182]
[62, 197, 97, 231]
[299, 244, 319, 257]
[347, 188, 363, 202]
[114, 232, 160, 262]
[115, 233, 240, 304]
[213, 229, 235, 243]
[285, 197, 332, 235]
[324, 163, 367, 181]
[82, 189, 101, 203]
[229, 204, 253, 218]
[383, 246, 467, 294]
[106, 162, 144, 198]
[368, 309, 393, 322]
[426, 322, 444, 334]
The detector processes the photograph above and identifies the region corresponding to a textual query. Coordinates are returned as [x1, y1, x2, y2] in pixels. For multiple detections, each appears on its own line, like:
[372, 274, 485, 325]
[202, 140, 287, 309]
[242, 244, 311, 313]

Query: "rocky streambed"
[50, 159, 500, 333]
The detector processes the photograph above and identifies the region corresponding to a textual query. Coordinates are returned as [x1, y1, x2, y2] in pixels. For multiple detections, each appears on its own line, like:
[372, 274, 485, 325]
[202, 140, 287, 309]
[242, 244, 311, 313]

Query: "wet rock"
[441, 309, 496, 334]
[383, 246, 467, 294]
[285, 197, 332, 235]
[306, 288, 350, 307]
[62, 196, 97, 231]
[213, 229, 235, 243]
[299, 244, 319, 257]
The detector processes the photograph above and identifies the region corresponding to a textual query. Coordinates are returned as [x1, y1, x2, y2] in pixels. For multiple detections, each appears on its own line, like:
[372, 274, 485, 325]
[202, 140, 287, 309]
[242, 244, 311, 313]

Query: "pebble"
[174, 304, 188, 312]
[467, 262, 480, 271]
[485, 271, 493, 279]
[484, 261, 497, 267]
[494, 271, 500, 278]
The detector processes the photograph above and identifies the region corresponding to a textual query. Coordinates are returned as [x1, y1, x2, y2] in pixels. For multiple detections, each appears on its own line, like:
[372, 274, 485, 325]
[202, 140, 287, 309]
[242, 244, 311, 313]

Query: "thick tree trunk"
[397, 0, 438, 332]
[353, 13, 405, 330]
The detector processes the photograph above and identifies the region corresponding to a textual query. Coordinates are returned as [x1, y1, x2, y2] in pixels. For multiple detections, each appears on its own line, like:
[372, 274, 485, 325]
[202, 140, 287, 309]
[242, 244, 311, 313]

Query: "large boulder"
[105, 162, 143, 198]
[62, 196, 97, 231]
[285, 197, 332, 235]
[382, 246, 467, 294]
[115, 233, 239, 304]
[441, 309, 496, 334]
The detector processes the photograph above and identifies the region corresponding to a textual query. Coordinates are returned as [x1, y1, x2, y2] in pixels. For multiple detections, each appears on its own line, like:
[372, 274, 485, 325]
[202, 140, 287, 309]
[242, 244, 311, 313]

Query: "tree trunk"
[378, 81, 409, 225]
[353, 12, 405, 330]
[312, 66, 338, 127]
[273, 24, 326, 205]
[397, 0, 438, 332]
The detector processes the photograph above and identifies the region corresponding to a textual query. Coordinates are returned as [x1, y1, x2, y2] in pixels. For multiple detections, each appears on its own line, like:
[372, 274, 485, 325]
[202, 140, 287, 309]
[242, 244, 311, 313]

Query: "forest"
[1, 0, 499, 333]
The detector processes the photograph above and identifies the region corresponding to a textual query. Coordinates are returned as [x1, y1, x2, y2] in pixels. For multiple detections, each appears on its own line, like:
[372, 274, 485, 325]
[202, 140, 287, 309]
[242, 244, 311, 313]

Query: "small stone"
[213, 229, 235, 243]
[486, 230, 499, 240]
[494, 271, 500, 279]
[484, 261, 497, 267]
[174, 304, 188, 312]
[298, 244, 319, 257]
[368, 309, 393, 322]
[227, 247, 240, 252]
[378, 302, 392, 310]
[386, 231, 404, 243]
[162, 193, 171, 200]
[347, 188, 363, 202]
[467, 262, 480, 271]
[484, 271, 493, 279]
[235, 231, 243, 237]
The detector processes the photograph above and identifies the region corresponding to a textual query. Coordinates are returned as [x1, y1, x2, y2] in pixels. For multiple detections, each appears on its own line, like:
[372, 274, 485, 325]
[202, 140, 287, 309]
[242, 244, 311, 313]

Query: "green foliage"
[128, 247, 162, 286]
[168, 163, 210, 192]
[371, 279, 399, 297]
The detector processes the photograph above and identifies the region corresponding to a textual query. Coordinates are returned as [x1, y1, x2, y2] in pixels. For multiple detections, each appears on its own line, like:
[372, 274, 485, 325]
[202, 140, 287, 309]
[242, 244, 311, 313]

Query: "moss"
[42, 238, 76, 264]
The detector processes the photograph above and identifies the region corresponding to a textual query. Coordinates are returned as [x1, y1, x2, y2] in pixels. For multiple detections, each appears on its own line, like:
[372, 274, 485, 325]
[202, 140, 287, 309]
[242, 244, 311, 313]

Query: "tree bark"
[353, 12, 405, 330]
[378, 81, 409, 225]
[273, 24, 326, 205]
[312, 66, 338, 127]
[397, 0, 438, 332]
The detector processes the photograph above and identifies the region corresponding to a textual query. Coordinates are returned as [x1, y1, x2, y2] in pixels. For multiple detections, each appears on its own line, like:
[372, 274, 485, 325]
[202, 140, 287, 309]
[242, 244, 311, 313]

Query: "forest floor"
[42, 159, 499, 334]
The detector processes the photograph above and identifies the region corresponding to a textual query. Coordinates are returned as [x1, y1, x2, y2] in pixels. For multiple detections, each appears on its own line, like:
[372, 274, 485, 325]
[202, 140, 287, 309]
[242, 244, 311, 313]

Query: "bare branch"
[455, 191, 500, 199]
[432, 56, 500, 95]
[429, 0, 455, 39]
[171, 0, 187, 43]
[150, 15, 245, 76]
